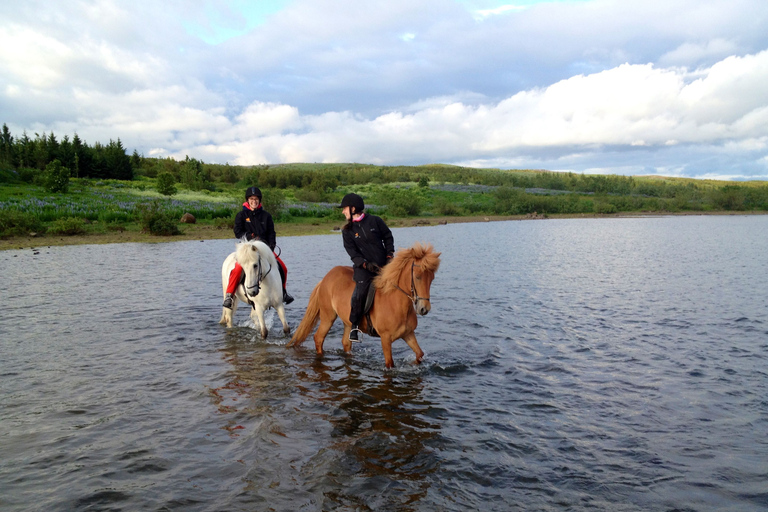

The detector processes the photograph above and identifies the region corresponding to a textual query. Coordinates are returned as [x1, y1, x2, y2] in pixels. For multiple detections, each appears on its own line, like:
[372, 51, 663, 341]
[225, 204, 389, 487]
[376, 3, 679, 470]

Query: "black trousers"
[349, 276, 373, 326]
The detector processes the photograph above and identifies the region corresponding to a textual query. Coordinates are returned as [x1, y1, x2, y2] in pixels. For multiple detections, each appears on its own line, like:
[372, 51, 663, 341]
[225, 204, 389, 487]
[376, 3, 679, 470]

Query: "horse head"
[235, 241, 266, 297]
[376, 243, 441, 316]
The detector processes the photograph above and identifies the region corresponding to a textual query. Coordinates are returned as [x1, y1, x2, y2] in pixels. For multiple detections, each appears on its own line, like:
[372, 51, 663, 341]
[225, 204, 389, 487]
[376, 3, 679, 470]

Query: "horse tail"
[287, 281, 322, 347]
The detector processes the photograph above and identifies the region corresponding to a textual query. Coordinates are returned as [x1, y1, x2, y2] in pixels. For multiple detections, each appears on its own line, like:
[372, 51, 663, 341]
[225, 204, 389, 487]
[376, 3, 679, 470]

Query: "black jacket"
[234, 205, 276, 250]
[342, 214, 394, 280]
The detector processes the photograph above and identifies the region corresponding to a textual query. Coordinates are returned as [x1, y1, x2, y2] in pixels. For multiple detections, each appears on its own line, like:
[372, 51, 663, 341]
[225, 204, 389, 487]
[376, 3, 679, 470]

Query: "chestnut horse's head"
[375, 243, 441, 315]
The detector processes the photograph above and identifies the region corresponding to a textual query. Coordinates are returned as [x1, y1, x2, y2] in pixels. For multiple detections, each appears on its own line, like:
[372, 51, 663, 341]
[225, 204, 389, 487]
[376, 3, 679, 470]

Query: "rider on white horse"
[223, 186, 294, 308]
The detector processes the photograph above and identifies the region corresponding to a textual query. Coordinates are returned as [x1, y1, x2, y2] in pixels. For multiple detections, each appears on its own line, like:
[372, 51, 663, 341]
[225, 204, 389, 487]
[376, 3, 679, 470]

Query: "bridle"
[395, 262, 430, 305]
[242, 254, 272, 308]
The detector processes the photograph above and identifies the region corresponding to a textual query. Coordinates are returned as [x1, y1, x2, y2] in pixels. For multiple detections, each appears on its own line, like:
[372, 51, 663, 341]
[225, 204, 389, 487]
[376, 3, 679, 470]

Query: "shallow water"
[1, 215, 767, 511]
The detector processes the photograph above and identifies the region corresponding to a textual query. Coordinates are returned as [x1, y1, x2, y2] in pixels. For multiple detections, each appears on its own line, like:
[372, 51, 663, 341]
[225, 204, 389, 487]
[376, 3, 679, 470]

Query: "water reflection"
[296, 358, 442, 510]
[211, 329, 295, 436]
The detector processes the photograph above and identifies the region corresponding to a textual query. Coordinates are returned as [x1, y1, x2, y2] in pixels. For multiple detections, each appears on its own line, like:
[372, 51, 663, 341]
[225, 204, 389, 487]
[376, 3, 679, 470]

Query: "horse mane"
[235, 240, 265, 266]
[374, 243, 441, 293]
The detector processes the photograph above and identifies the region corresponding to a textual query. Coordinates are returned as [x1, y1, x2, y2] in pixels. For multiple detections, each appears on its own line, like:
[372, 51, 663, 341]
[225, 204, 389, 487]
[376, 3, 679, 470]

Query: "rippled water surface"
[1, 215, 767, 511]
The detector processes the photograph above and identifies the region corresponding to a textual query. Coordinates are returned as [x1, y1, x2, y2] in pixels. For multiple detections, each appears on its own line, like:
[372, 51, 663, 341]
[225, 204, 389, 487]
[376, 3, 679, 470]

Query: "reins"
[394, 261, 430, 305]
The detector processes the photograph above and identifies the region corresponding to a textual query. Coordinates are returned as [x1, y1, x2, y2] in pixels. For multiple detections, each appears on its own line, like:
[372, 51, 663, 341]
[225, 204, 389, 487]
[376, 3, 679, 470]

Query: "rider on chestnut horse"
[338, 193, 394, 341]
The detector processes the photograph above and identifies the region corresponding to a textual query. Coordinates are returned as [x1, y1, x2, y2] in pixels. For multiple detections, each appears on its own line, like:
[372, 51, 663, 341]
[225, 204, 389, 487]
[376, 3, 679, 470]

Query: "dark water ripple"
[1, 216, 767, 511]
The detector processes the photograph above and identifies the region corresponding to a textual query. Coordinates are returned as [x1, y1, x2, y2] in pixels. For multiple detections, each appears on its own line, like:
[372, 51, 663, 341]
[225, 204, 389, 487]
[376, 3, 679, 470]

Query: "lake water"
[1, 215, 767, 511]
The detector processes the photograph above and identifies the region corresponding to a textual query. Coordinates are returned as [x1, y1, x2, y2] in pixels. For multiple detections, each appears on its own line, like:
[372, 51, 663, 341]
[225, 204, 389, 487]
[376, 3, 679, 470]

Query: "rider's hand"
[365, 261, 381, 273]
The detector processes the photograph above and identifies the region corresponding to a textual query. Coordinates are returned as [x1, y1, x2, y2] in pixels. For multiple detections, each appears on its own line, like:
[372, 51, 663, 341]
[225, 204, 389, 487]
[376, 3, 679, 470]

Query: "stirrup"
[349, 327, 362, 343]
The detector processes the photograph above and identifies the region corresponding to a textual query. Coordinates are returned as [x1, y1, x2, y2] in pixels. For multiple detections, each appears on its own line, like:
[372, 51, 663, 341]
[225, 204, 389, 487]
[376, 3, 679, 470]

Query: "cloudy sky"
[2, 0, 767, 180]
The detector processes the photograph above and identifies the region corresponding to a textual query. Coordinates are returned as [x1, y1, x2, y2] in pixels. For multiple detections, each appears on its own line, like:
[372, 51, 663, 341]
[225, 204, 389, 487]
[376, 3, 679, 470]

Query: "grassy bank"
[2, 162, 768, 251]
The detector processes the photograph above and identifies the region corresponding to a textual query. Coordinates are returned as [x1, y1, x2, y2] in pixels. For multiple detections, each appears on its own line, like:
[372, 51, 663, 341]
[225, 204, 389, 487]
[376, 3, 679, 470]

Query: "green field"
[2, 160, 768, 245]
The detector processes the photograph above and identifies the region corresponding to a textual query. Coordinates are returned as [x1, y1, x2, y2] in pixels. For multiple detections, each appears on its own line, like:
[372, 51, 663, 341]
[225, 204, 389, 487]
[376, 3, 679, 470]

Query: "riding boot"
[223, 293, 234, 309]
[283, 289, 294, 305]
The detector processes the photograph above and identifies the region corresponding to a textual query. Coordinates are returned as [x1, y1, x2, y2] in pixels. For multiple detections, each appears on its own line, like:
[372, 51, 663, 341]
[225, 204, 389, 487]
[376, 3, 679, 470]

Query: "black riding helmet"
[245, 186, 262, 200]
[338, 193, 364, 212]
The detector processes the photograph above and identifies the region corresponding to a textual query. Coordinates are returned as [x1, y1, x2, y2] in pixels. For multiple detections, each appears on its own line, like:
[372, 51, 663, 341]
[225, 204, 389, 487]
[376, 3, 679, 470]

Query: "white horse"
[218, 240, 290, 338]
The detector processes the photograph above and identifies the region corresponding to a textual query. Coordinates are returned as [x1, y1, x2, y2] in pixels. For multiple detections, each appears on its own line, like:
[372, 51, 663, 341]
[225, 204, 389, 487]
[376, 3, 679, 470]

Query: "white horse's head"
[234, 240, 271, 297]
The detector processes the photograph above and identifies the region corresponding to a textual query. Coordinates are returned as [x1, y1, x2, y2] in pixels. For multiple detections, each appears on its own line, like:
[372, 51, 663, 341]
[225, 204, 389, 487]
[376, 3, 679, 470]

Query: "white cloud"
[1, 0, 768, 178]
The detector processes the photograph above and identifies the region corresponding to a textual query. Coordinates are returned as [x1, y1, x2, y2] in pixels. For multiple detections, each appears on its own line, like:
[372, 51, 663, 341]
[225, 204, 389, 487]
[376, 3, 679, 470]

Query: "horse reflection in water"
[289, 243, 441, 368]
[295, 358, 442, 510]
[209, 332, 442, 511]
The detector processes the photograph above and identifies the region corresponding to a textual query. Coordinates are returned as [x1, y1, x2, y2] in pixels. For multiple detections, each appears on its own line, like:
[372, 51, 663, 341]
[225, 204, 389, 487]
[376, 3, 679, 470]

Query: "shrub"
[261, 188, 287, 219]
[0, 168, 19, 183]
[17, 168, 37, 184]
[594, 200, 618, 214]
[156, 172, 177, 196]
[98, 211, 132, 223]
[432, 196, 461, 215]
[136, 200, 181, 236]
[48, 217, 87, 236]
[43, 159, 71, 193]
[0, 209, 45, 238]
[492, 186, 529, 214]
[373, 187, 421, 216]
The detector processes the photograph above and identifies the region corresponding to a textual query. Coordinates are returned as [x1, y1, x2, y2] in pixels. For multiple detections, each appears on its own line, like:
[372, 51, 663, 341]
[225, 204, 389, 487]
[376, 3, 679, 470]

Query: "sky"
[1, 0, 767, 180]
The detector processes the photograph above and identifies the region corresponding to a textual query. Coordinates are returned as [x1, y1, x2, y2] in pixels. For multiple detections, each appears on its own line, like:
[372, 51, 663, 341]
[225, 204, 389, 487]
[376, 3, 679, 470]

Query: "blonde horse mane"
[374, 242, 441, 293]
[235, 240, 265, 266]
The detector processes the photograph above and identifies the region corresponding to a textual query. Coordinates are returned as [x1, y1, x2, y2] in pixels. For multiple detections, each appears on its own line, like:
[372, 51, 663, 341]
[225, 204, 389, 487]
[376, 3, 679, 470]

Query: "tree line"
[0, 123, 132, 181]
[2, 123, 767, 212]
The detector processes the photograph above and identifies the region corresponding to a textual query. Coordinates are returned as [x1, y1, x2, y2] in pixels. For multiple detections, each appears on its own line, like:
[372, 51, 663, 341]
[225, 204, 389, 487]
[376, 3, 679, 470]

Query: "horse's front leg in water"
[380, 335, 395, 369]
[402, 332, 425, 364]
[252, 307, 268, 339]
[275, 304, 290, 336]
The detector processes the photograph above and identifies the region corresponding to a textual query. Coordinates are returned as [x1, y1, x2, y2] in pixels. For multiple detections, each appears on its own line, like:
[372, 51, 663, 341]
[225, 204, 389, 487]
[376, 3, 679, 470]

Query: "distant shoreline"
[1, 210, 765, 252]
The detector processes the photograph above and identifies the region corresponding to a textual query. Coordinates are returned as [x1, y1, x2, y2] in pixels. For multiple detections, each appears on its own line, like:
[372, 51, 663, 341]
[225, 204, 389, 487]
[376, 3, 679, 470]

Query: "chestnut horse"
[287, 243, 440, 368]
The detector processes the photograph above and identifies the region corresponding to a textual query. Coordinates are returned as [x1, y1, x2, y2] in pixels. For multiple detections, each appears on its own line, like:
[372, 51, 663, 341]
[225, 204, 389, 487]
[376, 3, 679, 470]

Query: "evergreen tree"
[72, 133, 88, 178]
[0, 123, 14, 168]
[156, 172, 177, 196]
[130, 149, 142, 171]
[59, 135, 75, 172]
[105, 139, 132, 180]
[17, 131, 34, 170]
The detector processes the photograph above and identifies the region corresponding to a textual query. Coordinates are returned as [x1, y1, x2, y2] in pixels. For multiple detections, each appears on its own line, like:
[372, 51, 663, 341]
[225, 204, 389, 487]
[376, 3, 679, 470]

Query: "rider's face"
[342, 206, 352, 221]
[247, 195, 260, 208]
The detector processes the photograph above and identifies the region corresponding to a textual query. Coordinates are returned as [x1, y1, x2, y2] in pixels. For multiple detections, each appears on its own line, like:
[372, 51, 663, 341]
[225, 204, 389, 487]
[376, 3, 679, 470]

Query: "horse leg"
[251, 307, 268, 339]
[313, 313, 337, 355]
[340, 324, 352, 354]
[275, 303, 290, 336]
[219, 307, 231, 327]
[402, 332, 425, 364]
[219, 296, 238, 328]
[380, 335, 395, 369]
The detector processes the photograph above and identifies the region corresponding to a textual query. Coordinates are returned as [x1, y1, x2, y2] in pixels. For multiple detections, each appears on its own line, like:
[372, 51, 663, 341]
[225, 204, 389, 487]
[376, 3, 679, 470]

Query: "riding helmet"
[245, 186, 262, 200]
[338, 193, 364, 212]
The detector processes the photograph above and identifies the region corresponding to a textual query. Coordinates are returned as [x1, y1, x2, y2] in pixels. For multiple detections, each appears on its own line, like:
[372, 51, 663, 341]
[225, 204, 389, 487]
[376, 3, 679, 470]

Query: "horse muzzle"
[247, 284, 261, 296]
[416, 299, 431, 316]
